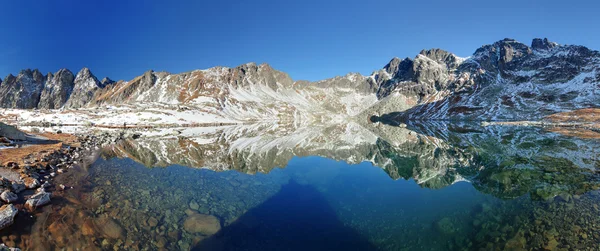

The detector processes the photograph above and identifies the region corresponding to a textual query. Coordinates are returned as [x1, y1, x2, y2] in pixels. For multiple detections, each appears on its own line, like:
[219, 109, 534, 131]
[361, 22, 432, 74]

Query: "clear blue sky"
[0, 0, 598, 81]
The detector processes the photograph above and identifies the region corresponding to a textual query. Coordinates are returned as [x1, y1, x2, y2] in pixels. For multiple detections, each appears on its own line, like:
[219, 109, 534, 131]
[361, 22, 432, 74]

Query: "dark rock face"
[39, 69, 75, 109]
[0, 69, 46, 109]
[531, 38, 557, 51]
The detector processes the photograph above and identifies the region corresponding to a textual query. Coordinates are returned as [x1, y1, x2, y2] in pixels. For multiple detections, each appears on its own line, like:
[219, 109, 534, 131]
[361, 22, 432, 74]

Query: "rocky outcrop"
[531, 38, 558, 51]
[0, 69, 46, 109]
[0, 123, 28, 141]
[39, 69, 75, 109]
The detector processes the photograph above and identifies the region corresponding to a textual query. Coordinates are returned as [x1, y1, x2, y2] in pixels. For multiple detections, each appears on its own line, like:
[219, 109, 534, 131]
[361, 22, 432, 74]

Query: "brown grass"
[0, 132, 79, 166]
[0, 142, 63, 166]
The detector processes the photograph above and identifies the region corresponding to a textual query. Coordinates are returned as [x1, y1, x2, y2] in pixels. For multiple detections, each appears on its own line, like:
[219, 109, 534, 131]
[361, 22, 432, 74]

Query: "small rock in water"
[189, 200, 200, 210]
[25, 191, 51, 211]
[147, 217, 158, 228]
[59, 184, 66, 190]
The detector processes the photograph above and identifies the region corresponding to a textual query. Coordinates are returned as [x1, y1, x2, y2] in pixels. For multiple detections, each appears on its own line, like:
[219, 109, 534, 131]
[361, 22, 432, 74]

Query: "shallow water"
[5, 122, 600, 250]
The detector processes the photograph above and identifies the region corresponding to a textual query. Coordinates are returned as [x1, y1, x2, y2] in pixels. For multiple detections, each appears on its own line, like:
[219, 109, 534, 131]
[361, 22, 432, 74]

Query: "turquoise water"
[89, 157, 496, 250]
[14, 123, 600, 250]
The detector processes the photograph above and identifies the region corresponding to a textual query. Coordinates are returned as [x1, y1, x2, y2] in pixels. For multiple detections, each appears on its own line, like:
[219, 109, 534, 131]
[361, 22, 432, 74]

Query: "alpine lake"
[3, 121, 600, 251]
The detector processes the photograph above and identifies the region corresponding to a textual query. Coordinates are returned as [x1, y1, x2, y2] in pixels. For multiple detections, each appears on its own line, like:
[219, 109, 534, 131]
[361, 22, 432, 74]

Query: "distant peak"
[18, 69, 32, 75]
[77, 67, 93, 77]
[101, 77, 115, 85]
[384, 57, 411, 75]
[531, 38, 558, 50]
[56, 68, 73, 76]
[259, 62, 272, 68]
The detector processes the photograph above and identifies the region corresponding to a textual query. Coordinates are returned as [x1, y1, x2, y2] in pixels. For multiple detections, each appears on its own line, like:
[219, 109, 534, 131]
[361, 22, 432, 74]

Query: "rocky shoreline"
[0, 129, 140, 250]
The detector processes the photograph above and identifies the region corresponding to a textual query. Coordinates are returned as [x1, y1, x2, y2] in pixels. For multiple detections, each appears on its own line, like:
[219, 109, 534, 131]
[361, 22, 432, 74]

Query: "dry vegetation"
[0, 131, 79, 166]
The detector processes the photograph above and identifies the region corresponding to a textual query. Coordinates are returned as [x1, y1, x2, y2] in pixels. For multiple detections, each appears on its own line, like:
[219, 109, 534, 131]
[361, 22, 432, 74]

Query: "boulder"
[0, 191, 17, 203]
[25, 191, 51, 210]
[0, 205, 18, 230]
[11, 183, 25, 194]
[183, 213, 221, 235]
[95, 215, 125, 239]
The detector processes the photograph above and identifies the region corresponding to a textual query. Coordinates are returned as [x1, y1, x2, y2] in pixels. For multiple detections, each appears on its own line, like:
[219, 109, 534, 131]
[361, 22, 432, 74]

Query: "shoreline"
[0, 127, 137, 250]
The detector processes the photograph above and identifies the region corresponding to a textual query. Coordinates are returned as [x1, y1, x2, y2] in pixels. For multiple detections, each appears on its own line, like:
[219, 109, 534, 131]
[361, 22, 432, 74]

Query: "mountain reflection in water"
[8, 121, 600, 250]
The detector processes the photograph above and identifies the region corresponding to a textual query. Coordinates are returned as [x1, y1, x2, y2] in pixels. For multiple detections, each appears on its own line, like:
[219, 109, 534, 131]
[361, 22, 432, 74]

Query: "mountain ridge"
[0, 37, 598, 123]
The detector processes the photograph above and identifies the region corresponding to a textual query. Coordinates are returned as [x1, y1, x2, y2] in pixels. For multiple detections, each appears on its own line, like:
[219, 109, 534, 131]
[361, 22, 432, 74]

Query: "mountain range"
[1, 38, 598, 122]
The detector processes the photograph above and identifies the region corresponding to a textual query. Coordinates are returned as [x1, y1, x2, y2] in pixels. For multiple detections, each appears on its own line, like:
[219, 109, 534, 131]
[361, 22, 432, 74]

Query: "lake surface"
[5, 122, 600, 250]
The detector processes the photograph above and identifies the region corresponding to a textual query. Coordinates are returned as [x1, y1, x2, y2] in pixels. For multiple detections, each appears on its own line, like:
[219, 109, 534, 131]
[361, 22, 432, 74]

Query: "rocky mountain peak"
[383, 57, 414, 80]
[531, 38, 558, 51]
[419, 48, 462, 69]
[76, 67, 94, 79]
[38, 69, 75, 109]
[32, 69, 45, 82]
[18, 69, 32, 76]
[56, 68, 72, 75]
[4, 74, 15, 83]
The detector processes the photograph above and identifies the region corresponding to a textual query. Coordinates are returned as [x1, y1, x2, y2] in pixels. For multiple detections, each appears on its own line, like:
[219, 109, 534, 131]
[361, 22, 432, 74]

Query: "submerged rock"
[436, 217, 457, 235]
[189, 200, 199, 210]
[95, 215, 125, 239]
[0, 205, 18, 230]
[25, 191, 51, 210]
[183, 213, 221, 235]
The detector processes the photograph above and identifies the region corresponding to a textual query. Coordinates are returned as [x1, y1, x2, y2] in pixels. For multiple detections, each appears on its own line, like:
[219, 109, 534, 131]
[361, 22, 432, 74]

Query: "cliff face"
[38, 69, 75, 109]
[0, 69, 46, 109]
[1, 38, 599, 122]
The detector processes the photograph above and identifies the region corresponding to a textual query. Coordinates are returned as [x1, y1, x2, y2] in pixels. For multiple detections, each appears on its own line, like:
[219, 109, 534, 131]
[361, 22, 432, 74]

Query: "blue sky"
[0, 0, 598, 81]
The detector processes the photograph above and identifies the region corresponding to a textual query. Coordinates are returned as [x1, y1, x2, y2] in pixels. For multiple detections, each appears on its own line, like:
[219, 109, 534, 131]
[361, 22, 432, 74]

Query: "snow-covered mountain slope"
[377, 38, 600, 122]
[1, 38, 599, 122]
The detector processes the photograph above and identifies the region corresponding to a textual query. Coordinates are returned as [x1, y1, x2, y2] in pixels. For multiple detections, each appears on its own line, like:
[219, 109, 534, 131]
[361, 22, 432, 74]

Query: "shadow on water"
[193, 179, 378, 251]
